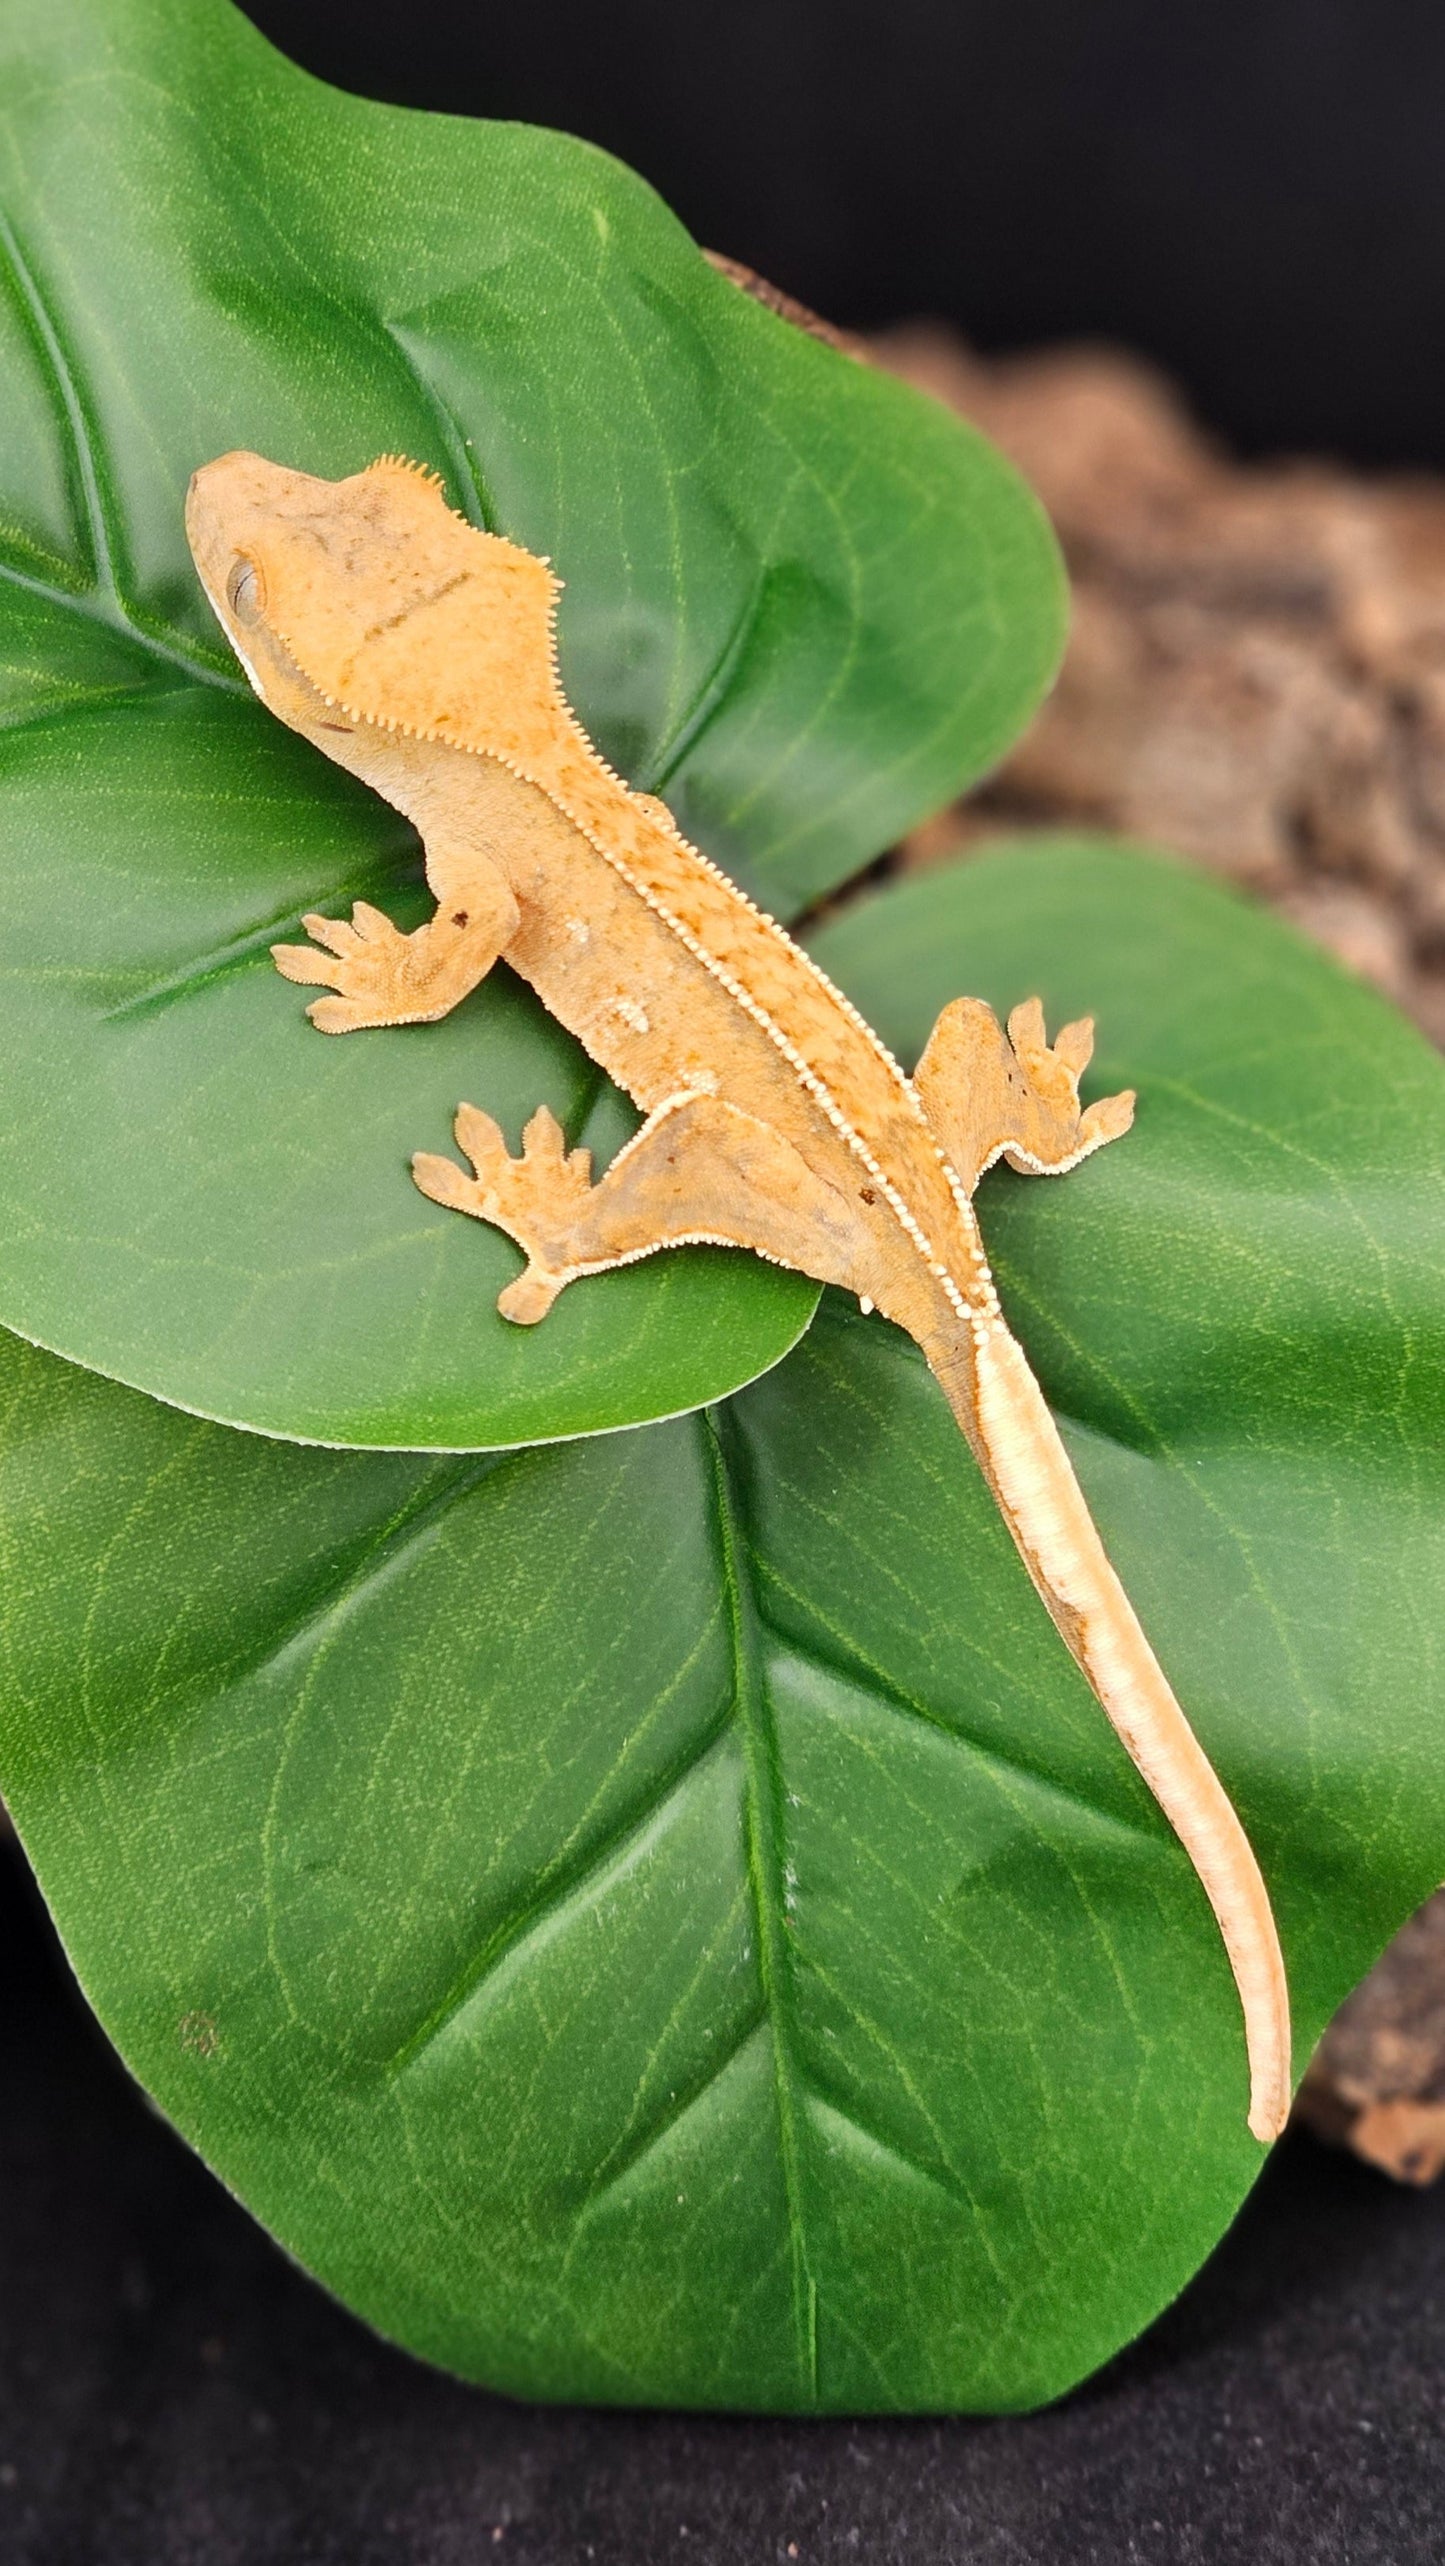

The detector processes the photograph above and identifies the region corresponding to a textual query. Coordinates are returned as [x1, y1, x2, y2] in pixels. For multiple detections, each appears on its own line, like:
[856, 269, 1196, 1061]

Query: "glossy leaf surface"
[0, 0, 1063, 1446]
[3, 845, 1442, 2411]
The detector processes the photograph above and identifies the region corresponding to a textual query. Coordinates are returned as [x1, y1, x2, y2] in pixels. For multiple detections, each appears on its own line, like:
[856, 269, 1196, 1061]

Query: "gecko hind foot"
[412, 1103, 594, 1324]
[915, 993, 1136, 1195]
[413, 1088, 878, 1324]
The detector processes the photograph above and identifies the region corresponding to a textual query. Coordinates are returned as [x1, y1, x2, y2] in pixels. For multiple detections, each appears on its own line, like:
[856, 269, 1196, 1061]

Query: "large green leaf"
[0, 0, 1063, 1447]
[3, 843, 1442, 2412]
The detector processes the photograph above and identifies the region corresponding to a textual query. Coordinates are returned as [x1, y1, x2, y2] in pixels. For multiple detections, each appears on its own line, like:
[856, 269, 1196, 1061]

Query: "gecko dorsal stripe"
[186, 446, 1292, 2142]
[256, 462, 1000, 1306]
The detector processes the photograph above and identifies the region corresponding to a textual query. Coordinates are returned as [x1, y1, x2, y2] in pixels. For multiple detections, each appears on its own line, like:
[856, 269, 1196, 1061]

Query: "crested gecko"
[186, 450, 1291, 2142]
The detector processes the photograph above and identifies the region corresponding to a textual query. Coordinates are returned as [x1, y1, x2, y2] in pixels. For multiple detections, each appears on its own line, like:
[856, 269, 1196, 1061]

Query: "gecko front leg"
[413, 1092, 876, 1322]
[272, 840, 520, 1033]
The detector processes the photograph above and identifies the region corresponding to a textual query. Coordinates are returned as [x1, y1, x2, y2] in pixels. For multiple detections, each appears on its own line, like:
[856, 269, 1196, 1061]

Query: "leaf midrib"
[0, 199, 242, 696]
[704, 1403, 819, 2404]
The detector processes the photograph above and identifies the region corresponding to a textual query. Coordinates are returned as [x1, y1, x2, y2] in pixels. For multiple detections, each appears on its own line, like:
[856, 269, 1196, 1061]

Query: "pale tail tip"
[1248, 2067, 1292, 2145]
[1249, 2100, 1290, 2145]
[1246, 1969, 1292, 2142]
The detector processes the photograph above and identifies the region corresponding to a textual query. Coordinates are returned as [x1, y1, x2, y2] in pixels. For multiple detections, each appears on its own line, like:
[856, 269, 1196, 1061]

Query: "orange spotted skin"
[186, 451, 1292, 2141]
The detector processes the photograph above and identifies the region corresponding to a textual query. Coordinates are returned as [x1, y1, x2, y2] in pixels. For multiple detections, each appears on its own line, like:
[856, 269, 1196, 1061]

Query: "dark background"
[10, 7, 1445, 2560]
[245, 0, 1445, 469]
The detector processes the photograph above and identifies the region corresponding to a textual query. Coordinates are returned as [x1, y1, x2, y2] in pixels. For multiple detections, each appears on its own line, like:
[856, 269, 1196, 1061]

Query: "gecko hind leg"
[412, 1092, 871, 1322]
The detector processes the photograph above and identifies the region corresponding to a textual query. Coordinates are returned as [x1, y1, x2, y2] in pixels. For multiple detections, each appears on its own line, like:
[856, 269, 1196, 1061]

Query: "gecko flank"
[186, 449, 1291, 2143]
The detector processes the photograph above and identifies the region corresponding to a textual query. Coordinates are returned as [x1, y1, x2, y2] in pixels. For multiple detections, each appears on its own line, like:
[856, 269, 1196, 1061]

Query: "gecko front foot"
[272, 901, 434, 1032]
[272, 872, 519, 1032]
[413, 1103, 594, 1323]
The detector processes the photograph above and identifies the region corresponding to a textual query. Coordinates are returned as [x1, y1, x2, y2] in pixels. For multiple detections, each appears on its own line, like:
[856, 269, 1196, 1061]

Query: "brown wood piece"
[875, 319, 1445, 1046]
[702, 251, 868, 359]
[1296, 1890, 1445, 2181]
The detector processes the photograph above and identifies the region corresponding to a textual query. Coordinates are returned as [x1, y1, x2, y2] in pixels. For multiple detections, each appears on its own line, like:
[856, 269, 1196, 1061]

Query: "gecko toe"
[307, 994, 379, 1033]
[271, 941, 344, 987]
[299, 911, 361, 956]
[412, 1150, 479, 1212]
[497, 1266, 562, 1324]
[350, 900, 401, 942]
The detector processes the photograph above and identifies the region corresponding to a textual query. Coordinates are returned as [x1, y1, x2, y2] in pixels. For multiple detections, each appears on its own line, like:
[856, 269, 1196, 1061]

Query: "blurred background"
[245, 0, 1445, 467]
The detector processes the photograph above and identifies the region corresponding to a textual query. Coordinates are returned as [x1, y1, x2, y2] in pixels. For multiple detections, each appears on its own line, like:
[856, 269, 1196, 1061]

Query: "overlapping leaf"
[0, 0, 1063, 1445]
[4, 845, 1442, 2411]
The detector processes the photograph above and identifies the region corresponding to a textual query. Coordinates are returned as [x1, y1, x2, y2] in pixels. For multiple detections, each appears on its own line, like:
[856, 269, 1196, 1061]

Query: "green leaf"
[3, 842, 1442, 2412]
[0, 0, 1062, 1448]
[0, 692, 819, 1446]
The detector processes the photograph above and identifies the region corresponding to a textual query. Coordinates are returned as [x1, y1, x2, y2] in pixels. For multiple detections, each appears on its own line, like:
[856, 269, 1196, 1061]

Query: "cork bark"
[879, 322, 1445, 1048]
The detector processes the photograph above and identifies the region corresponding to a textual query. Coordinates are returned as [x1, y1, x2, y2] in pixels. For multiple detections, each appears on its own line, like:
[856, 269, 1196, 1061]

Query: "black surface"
[243, 0, 1445, 471]
[3, 1838, 1444, 2566]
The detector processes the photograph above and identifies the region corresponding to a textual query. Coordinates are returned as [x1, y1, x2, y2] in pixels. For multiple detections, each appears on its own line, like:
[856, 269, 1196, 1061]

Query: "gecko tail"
[939, 1314, 1292, 2145]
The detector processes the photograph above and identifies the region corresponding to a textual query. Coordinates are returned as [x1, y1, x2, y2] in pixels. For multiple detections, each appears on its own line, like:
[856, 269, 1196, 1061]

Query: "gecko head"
[185, 450, 377, 743]
[186, 448, 567, 763]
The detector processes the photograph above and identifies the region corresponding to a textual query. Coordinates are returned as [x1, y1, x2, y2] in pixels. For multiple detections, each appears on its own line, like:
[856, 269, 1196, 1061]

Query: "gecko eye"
[225, 555, 265, 624]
